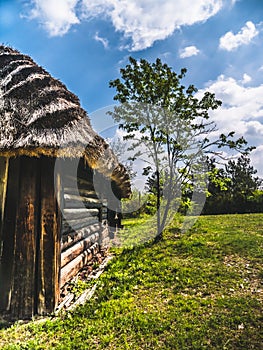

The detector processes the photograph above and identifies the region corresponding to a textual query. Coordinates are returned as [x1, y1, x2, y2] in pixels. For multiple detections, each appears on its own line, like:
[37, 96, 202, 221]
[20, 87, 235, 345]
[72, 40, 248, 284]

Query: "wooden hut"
[0, 46, 130, 320]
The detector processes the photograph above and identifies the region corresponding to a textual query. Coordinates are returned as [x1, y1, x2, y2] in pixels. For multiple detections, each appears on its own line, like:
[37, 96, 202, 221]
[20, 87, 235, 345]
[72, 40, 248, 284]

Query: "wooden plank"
[37, 157, 62, 315]
[64, 201, 102, 209]
[0, 157, 9, 237]
[63, 217, 99, 234]
[63, 188, 98, 198]
[63, 208, 99, 220]
[0, 158, 19, 312]
[61, 233, 100, 267]
[60, 243, 99, 287]
[9, 157, 39, 319]
[64, 193, 101, 204]
[61, 223, 101, 251]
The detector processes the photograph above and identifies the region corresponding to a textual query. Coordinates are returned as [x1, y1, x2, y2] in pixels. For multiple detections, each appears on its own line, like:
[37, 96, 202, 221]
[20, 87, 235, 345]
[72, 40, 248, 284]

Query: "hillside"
[0, 214, 263, 349]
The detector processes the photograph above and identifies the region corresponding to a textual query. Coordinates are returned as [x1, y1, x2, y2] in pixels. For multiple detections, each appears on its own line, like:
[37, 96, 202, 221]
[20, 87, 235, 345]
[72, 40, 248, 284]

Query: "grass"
[0, 213, 263, 349]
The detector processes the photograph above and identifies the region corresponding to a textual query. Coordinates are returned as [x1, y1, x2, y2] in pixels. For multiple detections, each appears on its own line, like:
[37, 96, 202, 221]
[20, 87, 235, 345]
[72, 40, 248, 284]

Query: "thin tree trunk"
[156, 169, 161, 239]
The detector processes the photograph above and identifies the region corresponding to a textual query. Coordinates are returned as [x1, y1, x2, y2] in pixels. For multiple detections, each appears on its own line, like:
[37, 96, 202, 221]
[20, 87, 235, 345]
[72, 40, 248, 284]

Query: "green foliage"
[1, 214, 263, 349]
[204, 155, 263, 214]
[109, 57, 252, 237]
[121, 189, 148, 218]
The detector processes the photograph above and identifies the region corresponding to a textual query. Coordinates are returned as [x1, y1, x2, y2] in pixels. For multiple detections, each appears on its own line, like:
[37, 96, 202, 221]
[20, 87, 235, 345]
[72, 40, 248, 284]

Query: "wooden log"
[61, 223, 101, 251]
[37, 157, 62, 315]
[63, 188, 98, 198]
[60, 242, 99, 287]
[9, 157, 39, 319]
[63, 208, 99, 220]
[62, 216, 99, 234]
[0, 158, 19, 312]
[64, 194, 103, 209]
[61, 233, 100, 268]
[64, 193, 101, 204]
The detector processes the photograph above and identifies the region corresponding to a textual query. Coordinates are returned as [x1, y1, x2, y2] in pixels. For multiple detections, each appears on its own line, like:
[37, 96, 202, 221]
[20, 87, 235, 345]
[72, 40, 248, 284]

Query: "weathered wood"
[37, 157, 62, 315]
[10, 157, 39, 319]
[101, 206, 108, 220]
[0, 157, 9, 235]
[60, 243, 99, 287]
[63, 208, 99, 220]
[61, 223, 102, 251]
[100, 226, 110, 247]
[0, 158, 20, 312]
[63, 187, 98, 198]
[63, 216, 99, 233]
[64, 195, 103, 209]
[61, 232, 100, 267]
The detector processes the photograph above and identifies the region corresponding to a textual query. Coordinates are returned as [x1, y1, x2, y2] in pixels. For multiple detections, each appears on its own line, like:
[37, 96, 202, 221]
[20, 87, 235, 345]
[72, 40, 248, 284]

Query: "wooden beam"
[9, 157, 39, 319]
[63, 208, 99, 220]
[61, 223, 101, 251]
[60, 243, 99, 287]
[0, 157, 9, 236]
[63, 188, 98, 198]
[61, 233, 100, 267]
[37, 157, 62, 315]
[0, 158, 19, 313]
[64, 196, 103, 209]
[62, 216, 99, 234]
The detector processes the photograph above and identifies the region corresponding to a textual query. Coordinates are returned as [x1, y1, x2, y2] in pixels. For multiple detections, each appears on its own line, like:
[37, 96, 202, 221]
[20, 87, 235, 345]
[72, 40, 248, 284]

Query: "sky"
[1, 0, 263, 175]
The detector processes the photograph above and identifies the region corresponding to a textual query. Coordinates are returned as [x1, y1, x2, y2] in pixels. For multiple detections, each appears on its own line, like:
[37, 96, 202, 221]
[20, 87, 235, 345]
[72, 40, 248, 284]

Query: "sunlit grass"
[0, 213, 263, 349]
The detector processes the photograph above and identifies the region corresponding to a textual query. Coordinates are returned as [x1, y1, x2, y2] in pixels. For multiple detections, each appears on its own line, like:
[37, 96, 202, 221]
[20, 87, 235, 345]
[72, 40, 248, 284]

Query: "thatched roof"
[0, 45, 130, 197]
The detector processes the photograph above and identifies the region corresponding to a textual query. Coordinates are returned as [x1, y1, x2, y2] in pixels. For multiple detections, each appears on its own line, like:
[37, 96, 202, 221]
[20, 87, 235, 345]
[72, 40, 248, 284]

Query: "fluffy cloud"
[180, 46, 200, 58]
[242, 73, 252, 84]
[219, 21, 259, 51]
[202, 75, 263, 115]
[197, 74, 263, 173]
[26, 0, 227, 50]
[28, 0, 80, 36]
[81, 0, 225, 51]
[250, 145, 263, 177]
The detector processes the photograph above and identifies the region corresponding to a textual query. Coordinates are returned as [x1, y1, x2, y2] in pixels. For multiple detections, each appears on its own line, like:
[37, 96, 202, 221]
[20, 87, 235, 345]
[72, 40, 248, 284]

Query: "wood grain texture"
[37, 157, 62, 315]
[0, 158, 19, 312]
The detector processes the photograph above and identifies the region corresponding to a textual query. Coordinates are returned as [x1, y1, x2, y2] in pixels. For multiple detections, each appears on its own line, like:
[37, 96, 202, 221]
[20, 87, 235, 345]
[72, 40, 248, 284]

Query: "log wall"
[59, 159, 109, 288]
[0, 156, 112, 320]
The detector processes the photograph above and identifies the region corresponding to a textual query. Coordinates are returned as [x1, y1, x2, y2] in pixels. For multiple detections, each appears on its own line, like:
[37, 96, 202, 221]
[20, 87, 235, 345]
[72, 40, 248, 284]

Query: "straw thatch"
[0, 45, 130, 197]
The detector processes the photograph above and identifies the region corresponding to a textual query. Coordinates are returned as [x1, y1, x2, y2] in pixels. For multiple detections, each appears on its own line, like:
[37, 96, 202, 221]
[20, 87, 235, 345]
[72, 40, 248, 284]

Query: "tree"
[226, 155, 262, 199]
[203, 155, 262, 214]
[109, 57, 252, 240]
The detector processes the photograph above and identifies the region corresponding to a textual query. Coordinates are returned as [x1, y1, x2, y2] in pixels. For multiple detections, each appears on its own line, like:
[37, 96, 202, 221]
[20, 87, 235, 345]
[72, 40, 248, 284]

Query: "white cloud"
[81, 0, 225, 51]
[94, 32, 109, 49]
[180, 46, 200, 58]
[27, 0, 227, 50]
[219, 21, 259, 51]
[250, 145, 263, 177]
[242, 73, 252, 84]
[197, 75, 263, 152]
[28, 0, 80, 36]
[196, 75, 263, 174]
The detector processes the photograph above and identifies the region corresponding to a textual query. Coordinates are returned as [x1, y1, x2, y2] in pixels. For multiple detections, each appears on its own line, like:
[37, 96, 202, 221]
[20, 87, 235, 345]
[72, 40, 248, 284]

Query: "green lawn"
[0, 214, 263, 349]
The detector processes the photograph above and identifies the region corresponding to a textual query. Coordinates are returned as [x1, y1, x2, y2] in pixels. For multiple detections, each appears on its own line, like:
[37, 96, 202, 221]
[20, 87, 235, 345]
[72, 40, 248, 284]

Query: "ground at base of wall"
[57, 248, 111, 312]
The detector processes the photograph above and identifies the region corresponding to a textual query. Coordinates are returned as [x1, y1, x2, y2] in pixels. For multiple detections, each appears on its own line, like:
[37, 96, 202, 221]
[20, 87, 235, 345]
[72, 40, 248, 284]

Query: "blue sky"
[1, 0, 263, 173]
